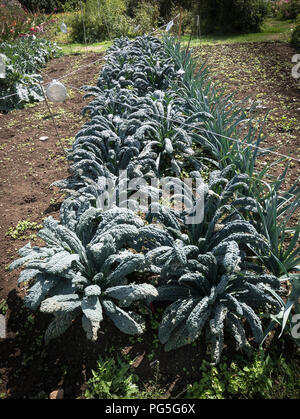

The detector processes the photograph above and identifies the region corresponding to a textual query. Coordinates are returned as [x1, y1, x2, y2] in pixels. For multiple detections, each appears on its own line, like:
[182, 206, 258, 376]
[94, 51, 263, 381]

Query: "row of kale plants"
[11, 35, 300, 364]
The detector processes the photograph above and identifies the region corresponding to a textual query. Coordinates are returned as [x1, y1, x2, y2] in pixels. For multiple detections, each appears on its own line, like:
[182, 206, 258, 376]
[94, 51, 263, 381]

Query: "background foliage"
[0, 1, 54, 41]
[0, 35, 62, 111]
[19, 0, 69, 13]
[291, 23, 300, 49]
[273, 0, 300, 20]
[68, 0, 132, 43]
[193, 0, 269, 34]
[290, 13, 300, 49]
[6, 0, 299, 42]
[132, 0, 160, 36]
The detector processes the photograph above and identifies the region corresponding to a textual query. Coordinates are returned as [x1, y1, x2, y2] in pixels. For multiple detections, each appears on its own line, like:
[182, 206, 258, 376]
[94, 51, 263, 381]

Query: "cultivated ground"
[196, 41, 300, 188]
[0, 41, 299, 399]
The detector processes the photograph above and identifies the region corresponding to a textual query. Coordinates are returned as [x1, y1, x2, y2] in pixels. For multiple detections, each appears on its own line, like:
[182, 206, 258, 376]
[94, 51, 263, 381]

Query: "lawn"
[181, 18, 297, 46]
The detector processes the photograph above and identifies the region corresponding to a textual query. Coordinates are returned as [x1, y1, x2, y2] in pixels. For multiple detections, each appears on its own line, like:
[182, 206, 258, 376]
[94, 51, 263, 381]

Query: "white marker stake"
[0, 315, 6, 339]
[0, 54, 6, 79]
[60, 21, 68, 34]
[46, 80, 67, 103]
[166, 20, 174, 32]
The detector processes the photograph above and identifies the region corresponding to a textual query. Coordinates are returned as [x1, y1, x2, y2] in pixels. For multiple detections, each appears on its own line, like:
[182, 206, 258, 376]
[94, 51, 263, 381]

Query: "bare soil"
[195, 41, 300, 188]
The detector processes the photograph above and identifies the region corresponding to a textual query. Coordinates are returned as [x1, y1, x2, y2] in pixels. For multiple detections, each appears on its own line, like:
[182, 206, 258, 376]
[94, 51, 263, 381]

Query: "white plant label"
[177, 68, 185, 76]
[0, 54, 7, 79]
[292, 54, 300, 79]
[165, 20, 174, 32]
[46, 80, 67, 103]
[60, 21, 68, 34]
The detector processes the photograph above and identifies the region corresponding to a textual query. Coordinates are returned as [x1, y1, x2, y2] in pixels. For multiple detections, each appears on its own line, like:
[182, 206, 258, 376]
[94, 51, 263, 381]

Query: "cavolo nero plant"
[144, 167, 281, 362]
[10, 208, 158, 343]
[91, 35, 181, 95]
[68, 108, 160, 182]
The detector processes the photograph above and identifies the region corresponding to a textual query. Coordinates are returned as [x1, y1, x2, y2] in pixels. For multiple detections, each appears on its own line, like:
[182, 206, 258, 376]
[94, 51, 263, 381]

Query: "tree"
[194, 0, 268, 34]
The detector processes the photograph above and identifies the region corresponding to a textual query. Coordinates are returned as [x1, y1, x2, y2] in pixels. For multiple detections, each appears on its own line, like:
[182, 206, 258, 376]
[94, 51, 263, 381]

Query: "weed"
[140, 361, 166, 399]
[0, 300, 8, 315]
[186, 353, 300, 399]
[6, 220, 42, 240]
[84, 357, 139, 399]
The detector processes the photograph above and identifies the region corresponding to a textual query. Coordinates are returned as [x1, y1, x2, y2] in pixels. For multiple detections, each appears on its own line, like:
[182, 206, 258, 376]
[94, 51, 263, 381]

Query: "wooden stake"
[80, 1, 88, 49]
[178, 7, 183, 39]
[197, 14, 201, 45]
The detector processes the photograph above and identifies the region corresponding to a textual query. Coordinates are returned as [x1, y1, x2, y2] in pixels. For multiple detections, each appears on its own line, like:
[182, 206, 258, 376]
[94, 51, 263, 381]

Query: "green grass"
[60, 40, 112, 55]
[180, 18, 296, 46]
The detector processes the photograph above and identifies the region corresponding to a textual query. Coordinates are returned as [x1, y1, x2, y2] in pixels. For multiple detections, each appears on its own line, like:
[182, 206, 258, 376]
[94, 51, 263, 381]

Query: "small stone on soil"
[49, 389, 64, 399]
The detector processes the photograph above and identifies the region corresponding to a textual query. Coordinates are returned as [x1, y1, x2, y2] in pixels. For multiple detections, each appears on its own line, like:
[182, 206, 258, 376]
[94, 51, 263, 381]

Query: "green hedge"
[195, 0, 268, 34]
[291, 24, 300, 50]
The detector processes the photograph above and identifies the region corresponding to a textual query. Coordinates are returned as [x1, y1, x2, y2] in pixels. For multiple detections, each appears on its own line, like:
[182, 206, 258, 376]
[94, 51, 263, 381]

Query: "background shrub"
[169, 4, 194, 36]
[56, 0, 80, 13]
[0, 2, 52, 41]
[194, 0, 269, 34]
[69, 0, 133, 43]
[290, 23, 300, 49]
[132, 0, 160, 35]
[0, 36, 62, 111]
[275, 0, 300, 20]
[158, 0, 191, 20]
[18, 0, 68, 13]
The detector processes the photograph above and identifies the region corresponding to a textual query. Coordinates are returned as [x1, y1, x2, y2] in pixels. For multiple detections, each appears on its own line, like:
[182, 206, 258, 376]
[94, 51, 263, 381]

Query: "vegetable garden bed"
[0, 38, 299, 399]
